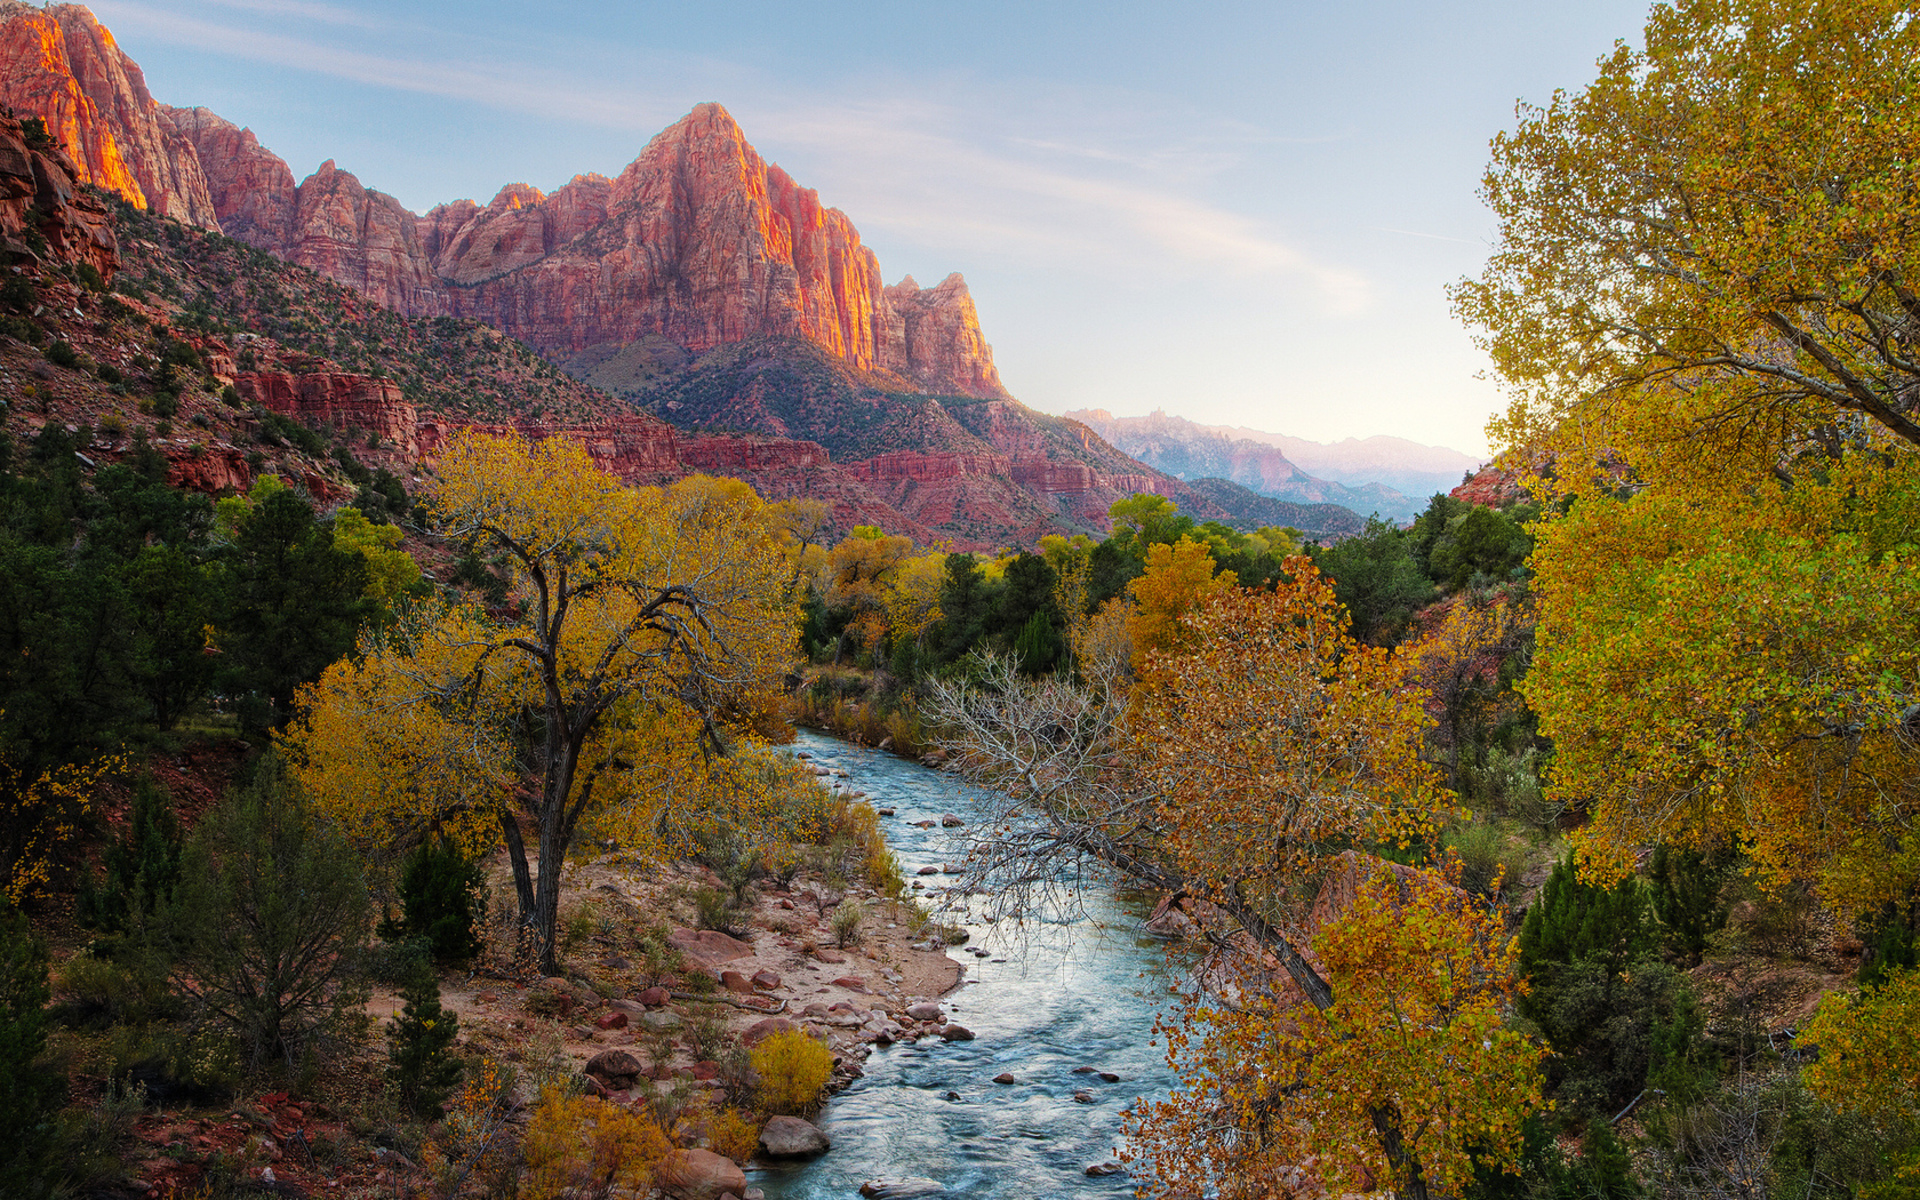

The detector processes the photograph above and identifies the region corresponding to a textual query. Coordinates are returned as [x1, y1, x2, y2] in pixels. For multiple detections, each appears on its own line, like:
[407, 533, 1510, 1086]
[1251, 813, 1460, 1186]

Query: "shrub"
[1649, 842, 1734, 966]
[752, 1028, 833, 1115]
[521, 1085, 671, 1200]
[76, 777, 182, 952]
[1442, 816, 1523, 901]
[386, 955, 462, 1118]
[387, 838, 483, 962]
[158, 760, 372, 1071]
[0, 905, 61, 1197]
[44, 340, 78, 369]
[708, 1105, 760, 1161]
[831, 898, 863, 947]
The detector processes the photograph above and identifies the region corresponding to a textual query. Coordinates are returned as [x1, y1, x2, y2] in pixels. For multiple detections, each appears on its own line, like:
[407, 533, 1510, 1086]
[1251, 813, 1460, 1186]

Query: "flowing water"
[754, 731, 1181, 1200]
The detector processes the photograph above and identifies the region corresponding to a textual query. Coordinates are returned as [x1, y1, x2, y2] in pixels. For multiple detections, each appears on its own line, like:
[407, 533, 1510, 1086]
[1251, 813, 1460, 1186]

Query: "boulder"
[941, 814, 964, 827]
[859, 1178, 946, 1198]
[831, 976, 868, 992]
[668, 927, 754, 967]
[750, 969, 782, 990]
[905, 1002, 944, 1021]
[635, 986, 671, 1007]
[811, 948, 848, 964]
[655, 1147, 746, 1200]
[740, 1016, 803, 1046]
[938, 1024, 975, 1041]
[757, 1114, 831, 1159]
[719, 970, 755, 994]
[1085, 1160, 1127, 1177]
[639, 1010, 683, 1032]
[582, 1049, 641, 1087]
[594, 1011, 628, 1031]
[992, 1072, 1015, 1084]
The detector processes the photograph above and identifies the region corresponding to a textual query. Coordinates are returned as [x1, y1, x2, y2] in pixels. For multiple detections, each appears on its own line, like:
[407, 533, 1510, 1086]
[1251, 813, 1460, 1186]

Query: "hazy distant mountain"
[1215, 425, 1482, 502]
[1068, 409, 1476, 523]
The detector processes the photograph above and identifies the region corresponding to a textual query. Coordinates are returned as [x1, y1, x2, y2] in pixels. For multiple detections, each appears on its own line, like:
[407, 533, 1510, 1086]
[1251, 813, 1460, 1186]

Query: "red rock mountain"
[0, 4, 1374, 547]
[0, 7, 1006, 399]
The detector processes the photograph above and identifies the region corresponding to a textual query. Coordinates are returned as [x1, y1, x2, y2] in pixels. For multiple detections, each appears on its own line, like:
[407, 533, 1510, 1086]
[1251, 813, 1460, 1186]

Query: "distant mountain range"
[1069, 409, 1481, 523]
[0, 2, 1378, 546]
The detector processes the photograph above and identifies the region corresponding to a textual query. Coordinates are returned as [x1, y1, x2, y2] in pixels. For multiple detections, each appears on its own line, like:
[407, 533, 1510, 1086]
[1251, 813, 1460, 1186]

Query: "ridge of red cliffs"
[0, 107, 114, 276]
[0, 5, 1007, 399]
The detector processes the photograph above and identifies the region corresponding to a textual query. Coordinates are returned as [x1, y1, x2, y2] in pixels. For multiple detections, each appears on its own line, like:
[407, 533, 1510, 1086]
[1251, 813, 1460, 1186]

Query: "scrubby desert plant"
[751, 1029, 833, 1116]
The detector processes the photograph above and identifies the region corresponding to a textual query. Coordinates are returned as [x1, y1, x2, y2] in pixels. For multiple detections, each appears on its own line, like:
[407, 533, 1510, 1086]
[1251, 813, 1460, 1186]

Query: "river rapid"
[753, 731, 1182, 1199]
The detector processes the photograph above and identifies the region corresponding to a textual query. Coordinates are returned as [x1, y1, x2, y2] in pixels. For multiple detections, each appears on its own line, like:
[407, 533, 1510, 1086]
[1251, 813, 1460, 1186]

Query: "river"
[753, 731, 1182, 1199]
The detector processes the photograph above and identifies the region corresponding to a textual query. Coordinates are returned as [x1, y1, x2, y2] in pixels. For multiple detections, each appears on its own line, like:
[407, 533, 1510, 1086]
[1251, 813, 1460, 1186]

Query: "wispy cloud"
[89, 0, 1374, 313]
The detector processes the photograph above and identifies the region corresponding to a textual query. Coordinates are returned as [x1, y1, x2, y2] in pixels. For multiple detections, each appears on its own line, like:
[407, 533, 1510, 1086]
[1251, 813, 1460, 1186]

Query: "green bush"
[43, 340, 78, 369]
[1649, 842, 1733, 966]
[158, 759, 372, 1072]
[76, 776, 183, 953]
[384, 838, 483, 962]
[0, 905, 62, 1198]
[386, 954, 462, 1118]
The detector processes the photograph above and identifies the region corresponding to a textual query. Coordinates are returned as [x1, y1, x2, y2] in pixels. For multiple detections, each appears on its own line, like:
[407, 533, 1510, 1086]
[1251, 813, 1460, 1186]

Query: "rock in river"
[860, 1177, 947, 1198]
[758, 1114, 831, 1158]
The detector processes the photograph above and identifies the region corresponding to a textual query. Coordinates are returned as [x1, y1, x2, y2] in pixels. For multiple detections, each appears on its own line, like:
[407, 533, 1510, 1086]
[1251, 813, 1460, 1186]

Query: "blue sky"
[89, 0, 1654, 455]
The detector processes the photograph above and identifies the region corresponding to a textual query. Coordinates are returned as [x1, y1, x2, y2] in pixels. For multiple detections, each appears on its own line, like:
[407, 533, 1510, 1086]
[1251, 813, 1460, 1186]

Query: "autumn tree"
[925, 559, 1539, 1197]
[1452, 0, 1920, 472]
[286, 434, 796, 975]
[1455, 0, 1920, 1115]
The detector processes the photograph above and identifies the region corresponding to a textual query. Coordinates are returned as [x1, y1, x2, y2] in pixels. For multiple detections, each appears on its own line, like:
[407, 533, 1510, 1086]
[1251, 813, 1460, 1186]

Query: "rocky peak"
[0, 2, 216, 226]
[163, 105, 295, 252]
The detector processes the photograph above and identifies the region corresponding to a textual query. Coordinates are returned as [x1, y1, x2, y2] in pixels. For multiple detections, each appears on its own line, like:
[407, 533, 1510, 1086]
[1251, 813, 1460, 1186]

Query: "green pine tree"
[0, 905, 62, 1198]
[386, 955, 462, 1118]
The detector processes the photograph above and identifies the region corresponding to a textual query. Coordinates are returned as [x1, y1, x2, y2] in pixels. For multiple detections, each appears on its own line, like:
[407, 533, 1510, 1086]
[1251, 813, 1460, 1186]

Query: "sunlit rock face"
[0, 10, 1010, 400]
[437, 104, 1009, 400]
[0, 2, 217, 227]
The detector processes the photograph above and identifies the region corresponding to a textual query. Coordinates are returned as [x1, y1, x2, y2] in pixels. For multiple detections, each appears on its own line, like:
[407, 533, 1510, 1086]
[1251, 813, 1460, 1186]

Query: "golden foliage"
[1134, 866, 1543, 1199]
[521, 1084, 672, 1200]
[1457, 0, 1920, 474]
[752, 1029, 833, 1116]
[2, 744, 119, 904]
[1524, 460, 1920, 916]
[285, 432, 798, 971]
[1137, 560, 1448, 907]
[706, 1105, 762, 1163]
[1802, 966, 1920, 1128]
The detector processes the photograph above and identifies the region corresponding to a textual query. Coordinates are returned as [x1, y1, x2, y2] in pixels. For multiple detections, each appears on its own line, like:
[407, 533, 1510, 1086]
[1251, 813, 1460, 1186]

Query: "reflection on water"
[754, 731, 1180, 1199]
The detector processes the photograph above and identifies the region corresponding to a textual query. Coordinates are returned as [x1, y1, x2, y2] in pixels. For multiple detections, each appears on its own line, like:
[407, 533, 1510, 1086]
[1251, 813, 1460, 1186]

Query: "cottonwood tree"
[1453, 0, 1920, 477]
[1455, 0, 1920, 1111]
[286, 433, 795, 975]
[925, 560, 1541, 1199]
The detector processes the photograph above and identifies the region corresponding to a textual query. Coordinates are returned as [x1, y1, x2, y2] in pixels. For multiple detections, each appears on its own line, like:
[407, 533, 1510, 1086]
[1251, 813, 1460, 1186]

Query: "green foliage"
[1519, 855, 1656, 978]
[0, 905, 61, 1198]
[217, 485, 370, 730]
[1519, 856, 1708, 1124]
[76, 775, 183, 950]
[1648, 842, 1734, 967]
[1860, 901, 1920, 989]
[1310, 515, 1436, 645]
[386, 953, 463, 1118]
[159, 759, 372, 1071]
[43, 340, 79, 370]
[386, 838, 483, 962]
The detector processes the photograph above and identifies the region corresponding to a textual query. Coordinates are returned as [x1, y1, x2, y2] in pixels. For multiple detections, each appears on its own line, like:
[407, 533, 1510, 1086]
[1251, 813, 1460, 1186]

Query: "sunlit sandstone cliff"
[0, 8, 1008, 400]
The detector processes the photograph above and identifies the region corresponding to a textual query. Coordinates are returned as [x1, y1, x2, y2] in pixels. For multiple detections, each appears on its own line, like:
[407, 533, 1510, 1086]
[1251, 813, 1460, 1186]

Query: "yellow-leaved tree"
[1455, 0, 1920, 1122]
[926, 555, 1541, 1200]
[285, 433, 796, 974]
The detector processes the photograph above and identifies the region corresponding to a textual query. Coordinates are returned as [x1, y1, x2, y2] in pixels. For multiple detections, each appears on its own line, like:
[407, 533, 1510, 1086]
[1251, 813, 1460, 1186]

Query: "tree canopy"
[287, 433, 797, 974]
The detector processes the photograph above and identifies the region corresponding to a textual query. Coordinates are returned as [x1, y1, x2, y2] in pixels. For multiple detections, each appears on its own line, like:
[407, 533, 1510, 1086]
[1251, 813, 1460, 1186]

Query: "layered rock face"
[0, 2, 216, 226]
[0, 110, 115, 277]
[235, 370, 422, 460]
[0, 8, 1010, 399]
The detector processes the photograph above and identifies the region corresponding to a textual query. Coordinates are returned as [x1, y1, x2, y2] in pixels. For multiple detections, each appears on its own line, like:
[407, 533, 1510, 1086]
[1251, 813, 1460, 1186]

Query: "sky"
[85, 0, 1657, 457]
